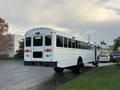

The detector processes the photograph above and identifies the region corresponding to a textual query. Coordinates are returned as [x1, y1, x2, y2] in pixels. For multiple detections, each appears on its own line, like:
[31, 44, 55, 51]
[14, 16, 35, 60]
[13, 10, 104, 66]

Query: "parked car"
[111, 51, 120, 62]
[98, 54, 110, 62]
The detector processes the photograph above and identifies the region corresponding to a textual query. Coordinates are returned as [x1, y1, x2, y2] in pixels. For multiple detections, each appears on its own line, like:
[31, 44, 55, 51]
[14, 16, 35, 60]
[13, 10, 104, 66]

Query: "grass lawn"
[58, 65, 120, 90]
[0, 54, 15, 60]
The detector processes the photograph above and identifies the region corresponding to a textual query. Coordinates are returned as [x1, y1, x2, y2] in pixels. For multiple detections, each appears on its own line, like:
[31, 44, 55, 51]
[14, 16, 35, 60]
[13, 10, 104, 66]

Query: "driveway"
[0, 60, 115, 90]
[0, 60, 93, 90]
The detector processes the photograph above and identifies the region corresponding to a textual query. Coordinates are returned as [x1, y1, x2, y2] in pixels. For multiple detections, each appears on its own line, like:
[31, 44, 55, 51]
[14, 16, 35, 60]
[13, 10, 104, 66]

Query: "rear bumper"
[98, 59, 110, 61]
[24, 61, 57, 67]
[113, 56, 120, 59]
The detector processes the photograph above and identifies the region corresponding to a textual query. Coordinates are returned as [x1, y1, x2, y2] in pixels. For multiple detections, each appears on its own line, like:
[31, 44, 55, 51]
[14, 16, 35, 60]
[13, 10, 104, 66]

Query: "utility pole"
[94, 42, 98, 67]
[88, 34, 90, 43]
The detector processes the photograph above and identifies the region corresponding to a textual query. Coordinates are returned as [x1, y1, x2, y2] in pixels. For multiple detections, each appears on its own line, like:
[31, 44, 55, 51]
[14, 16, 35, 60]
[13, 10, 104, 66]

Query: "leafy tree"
[0, 17, 12, 52]
[0, 17, 8, 35]
[100, 41, 106, 45]
[15, 39, 24, 59]
[113, 36, 120, 51]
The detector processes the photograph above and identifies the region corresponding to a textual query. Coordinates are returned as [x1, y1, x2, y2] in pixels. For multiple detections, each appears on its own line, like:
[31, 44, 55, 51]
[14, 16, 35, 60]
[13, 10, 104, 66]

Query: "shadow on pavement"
[25, 66, 93, 90]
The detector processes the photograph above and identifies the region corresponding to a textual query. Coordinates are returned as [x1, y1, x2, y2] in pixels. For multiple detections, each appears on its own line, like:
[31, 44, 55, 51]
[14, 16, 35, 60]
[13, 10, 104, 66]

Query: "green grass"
[0, 54, 14, 60]
[58, 65, 120, 90]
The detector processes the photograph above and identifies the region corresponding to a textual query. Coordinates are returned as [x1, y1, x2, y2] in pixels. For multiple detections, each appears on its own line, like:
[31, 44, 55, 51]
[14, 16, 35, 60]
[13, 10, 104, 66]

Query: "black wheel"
[95, 62, 98, 67]
[72, 58, 84, 74]
[110, 56, 113, 62]
[116, 59, 120, 64]
[24, 62, 26, 65]
[54, 67, 64, 73]
[92, 62, 98, 67]
[72, 66, 80, 74]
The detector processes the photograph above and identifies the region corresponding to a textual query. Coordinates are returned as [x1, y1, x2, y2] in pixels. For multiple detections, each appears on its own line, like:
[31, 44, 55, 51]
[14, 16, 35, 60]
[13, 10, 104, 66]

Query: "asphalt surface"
[0, 60, 94, 90]
[0, 60, 115, 90]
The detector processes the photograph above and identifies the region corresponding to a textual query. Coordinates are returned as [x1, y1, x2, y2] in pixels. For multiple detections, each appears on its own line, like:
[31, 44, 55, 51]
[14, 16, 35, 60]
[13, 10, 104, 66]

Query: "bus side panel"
[54, 48, 95, 68]
[81, 50, 95, 63]
[54, 48, 76, 68]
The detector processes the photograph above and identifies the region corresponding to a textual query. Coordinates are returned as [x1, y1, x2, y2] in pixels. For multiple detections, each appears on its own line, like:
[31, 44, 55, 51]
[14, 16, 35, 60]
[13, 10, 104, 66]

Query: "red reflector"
[24, 49, 29, 52]
[45, 49, 52, 52]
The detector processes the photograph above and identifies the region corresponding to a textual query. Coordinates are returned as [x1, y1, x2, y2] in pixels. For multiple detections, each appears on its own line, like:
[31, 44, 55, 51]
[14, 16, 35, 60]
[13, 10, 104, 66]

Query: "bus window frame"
[26, 37, 31, 47]
[56, 35, 63, 47]
[45, 35, 52, 46]
[33, 36, 43, 46]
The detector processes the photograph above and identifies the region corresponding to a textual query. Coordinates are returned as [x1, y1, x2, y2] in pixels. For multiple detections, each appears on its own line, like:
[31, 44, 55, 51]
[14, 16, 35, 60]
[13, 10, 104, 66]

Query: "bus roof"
[26, 27, 69, 33]
[26, 27, 82, 37]
[26, 27, 92, 44]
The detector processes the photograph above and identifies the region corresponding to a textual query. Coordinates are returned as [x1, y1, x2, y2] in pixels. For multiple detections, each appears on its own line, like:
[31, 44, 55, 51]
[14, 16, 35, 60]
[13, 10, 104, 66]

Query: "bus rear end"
[24, 29, 57, 67]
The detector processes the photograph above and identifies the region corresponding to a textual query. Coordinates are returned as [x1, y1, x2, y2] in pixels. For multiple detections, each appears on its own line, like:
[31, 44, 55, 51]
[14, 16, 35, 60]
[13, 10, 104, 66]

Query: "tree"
[0, 17, 8, 35]
[100, 41, 106, 45]
[0, 17, 12, 52]
[113, 36, 120, 51]
[15, 39, 24, 59]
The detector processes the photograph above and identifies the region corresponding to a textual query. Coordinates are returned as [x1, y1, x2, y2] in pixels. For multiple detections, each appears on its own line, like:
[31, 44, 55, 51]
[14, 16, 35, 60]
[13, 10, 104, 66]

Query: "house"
[98, 44, 112, 56]
[0, 34, 24, 57]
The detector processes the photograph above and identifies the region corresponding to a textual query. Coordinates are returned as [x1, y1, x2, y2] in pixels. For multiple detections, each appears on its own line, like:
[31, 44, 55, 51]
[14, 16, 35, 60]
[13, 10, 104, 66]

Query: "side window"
[56, 35, 63, 47]
[26, 37, 31, 47]
[84, 43, 87, 49]
[78, 41, 80, 49]
[85, 44, 87, 49]
[68, 38, 72, 48]
[90, 44, 92, 50]
[84, 43, 86, 49]
[64, 37, 68, 48]
[88, 44, 91, 49]
[45, 35, 52, 46]
[91, 44, 95, 50]
[86, 45, 88, 49]
[83, 42, 85, 49]
[79, 41, 82, 49]
[72, 40, 76, 48]
[81, 42, 84, 49]
[87, 44, 90, 49]
[33, 36, 43, 46]
[76, 40, 79, 49]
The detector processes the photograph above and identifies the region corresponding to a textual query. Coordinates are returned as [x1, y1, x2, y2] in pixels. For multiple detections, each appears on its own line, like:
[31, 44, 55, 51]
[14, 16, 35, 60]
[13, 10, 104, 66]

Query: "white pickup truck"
[98, 54, 110, 62]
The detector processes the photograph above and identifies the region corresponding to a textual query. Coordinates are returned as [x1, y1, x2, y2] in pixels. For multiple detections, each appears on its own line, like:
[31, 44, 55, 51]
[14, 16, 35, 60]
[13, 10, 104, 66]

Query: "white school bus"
[24, 27, 98, 74]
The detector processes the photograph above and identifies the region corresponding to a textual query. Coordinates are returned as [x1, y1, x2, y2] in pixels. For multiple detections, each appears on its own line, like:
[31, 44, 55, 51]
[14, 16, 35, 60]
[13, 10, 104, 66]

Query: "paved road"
[0, 60, 94, 90]
[0, 60, 115, 90]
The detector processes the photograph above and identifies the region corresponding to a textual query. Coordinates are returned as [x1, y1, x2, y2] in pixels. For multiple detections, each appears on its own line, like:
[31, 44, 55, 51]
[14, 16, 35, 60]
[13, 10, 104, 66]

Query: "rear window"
[112, 52, 120, 56]
[33, 36, 43, 46]
[100, 55, 109, 57]
[26, 37, 31, 47]
[45, 35, 52, 46]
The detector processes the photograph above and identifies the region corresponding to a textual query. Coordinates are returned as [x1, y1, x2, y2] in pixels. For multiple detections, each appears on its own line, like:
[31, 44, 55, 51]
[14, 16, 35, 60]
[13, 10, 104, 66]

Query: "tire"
[95, 63, 98, 67]
[24, 62, 26, 65]
[72, 58, 84, 74]
[92, 62, 98, 67]
[72, 66, 80, 74]
[54, 67, 64, 73]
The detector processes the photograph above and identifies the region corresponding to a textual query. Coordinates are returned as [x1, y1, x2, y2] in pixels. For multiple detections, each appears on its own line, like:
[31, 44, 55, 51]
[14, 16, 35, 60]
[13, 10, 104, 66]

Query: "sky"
[0, 0, 120, 45]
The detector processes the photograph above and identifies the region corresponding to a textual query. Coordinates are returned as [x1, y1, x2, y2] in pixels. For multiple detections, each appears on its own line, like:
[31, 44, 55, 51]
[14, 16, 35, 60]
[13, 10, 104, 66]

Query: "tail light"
[45, 49, 52, 52]
[24, 49, 29, 52]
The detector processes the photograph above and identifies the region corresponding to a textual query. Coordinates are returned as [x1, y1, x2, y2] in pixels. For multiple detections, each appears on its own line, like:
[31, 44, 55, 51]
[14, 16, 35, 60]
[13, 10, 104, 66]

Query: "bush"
[15, 39, 24, 60]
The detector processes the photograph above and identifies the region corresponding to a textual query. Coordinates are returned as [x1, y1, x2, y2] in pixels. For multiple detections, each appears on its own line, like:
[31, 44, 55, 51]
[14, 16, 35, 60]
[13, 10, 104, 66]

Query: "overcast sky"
[0, 0, 120, 45]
